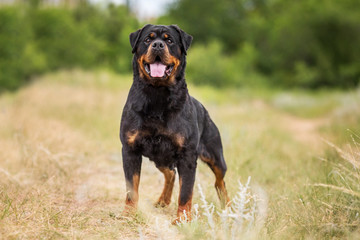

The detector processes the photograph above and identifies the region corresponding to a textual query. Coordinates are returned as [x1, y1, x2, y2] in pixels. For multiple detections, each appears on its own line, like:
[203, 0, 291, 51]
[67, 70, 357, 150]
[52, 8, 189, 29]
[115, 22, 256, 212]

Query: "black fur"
[120, 24, 229, 221]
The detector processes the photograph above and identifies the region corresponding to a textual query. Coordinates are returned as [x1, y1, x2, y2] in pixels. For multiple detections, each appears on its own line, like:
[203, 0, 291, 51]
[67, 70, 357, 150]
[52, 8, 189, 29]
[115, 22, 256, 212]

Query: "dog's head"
[130, 24, 193, 86]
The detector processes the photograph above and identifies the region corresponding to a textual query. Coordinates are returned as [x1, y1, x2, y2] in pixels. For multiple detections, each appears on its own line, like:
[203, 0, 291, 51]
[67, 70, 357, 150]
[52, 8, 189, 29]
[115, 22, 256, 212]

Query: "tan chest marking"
[174, 133, 185, 148]
[126, 130, 139, 146]
[126, 129, 185, 148]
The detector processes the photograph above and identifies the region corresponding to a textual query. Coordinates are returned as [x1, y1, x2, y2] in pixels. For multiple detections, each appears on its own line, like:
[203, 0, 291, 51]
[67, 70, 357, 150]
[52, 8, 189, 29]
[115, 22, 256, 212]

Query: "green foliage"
[0, 7, 30, 90]
[31, 8, 100, 70]
[0, 3, 138, 92]
[2, 0, 360, 91]
[186, 41, 265, 87]
[186, 42, 228, 87]
[164, 0, 360, 89]
[161, 0, 255, 52]
[73, 3, 137, 72]
[256, 0, 360, 88]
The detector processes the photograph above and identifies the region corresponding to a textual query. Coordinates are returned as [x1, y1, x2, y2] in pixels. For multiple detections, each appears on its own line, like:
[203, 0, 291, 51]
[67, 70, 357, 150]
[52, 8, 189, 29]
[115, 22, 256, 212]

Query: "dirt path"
[280, 114, 328, 149]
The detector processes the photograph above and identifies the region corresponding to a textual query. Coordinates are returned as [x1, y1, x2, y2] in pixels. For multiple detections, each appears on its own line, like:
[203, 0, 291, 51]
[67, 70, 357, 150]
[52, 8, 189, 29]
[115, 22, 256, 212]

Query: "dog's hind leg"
[199, 118, 230, 207]
[155, 167, 176, 208]
[200, 154, 230, 207]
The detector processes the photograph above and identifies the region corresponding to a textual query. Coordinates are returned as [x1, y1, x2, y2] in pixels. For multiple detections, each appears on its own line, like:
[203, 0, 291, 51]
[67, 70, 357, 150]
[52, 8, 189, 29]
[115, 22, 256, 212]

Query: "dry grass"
[0, 71, 143, 239]
[0, 69, 359, 239]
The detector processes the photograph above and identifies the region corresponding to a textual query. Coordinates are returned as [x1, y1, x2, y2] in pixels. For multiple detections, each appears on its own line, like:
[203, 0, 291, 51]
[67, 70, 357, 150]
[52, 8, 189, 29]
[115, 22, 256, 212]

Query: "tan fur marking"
[168, 55, 180, 84]
[156, 128, 185, 148]
[156, 168, 175, 207]
[137, 54, 150, 80]
[127, 128, 184, 149]
[172, 177, 192, 224]
[200, 156, 230, 206]
[133, 174, 140, 194]
[200, 156, 214, 165]
[127, 130, 139, 146]
[125, 174, 140, 208]
[174, 133, 185, 148]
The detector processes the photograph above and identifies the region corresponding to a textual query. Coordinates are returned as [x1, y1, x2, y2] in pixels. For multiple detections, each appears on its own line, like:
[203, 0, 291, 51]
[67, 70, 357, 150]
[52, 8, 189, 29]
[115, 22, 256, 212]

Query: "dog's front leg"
[172, 154, 197, 224]
[122, 147, 142, 212]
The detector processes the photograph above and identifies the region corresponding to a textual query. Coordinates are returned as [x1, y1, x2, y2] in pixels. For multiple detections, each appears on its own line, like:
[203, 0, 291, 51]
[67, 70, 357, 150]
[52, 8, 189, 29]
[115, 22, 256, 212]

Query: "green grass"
[0, 69, 359, 239]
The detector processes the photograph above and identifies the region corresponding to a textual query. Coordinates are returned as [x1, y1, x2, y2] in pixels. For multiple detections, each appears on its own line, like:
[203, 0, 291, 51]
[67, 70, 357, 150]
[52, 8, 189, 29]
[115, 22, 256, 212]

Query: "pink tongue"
[150, 62, 166, 77]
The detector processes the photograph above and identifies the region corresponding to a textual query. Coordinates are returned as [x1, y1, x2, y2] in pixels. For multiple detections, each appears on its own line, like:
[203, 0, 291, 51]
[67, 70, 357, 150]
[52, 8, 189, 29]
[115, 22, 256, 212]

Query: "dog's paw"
[171, 211, 192, 225]
[154, 199, 170, 208]
[122, 204, 137, 216]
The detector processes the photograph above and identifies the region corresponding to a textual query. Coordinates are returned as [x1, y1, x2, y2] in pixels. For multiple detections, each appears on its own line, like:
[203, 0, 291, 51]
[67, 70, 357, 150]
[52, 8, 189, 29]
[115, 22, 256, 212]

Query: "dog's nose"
[152, 40, 165, 50]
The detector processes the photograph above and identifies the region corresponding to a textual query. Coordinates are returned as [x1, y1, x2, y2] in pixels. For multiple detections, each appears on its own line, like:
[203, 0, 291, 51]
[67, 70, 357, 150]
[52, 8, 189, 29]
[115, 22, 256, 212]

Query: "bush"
[31, 8, 102, 70]
[256, 0, 360, 88]
[164, 0, 360, 89]
[0, 7, 30, 91]
[0, 3, 140, 92]
[186, 41, 265, 87]
[187, 41, 229, 87]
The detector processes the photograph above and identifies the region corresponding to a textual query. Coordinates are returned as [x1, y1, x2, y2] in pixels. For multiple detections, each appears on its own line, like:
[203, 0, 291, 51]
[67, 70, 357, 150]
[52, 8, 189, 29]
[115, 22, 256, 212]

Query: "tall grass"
[312, 133, 360, 237]
[176, 177, 264, 240]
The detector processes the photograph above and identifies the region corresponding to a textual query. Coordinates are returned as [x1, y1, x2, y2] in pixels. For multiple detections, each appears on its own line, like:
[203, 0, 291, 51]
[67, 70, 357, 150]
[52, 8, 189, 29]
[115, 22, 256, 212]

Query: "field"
[0, 70, 359, 239]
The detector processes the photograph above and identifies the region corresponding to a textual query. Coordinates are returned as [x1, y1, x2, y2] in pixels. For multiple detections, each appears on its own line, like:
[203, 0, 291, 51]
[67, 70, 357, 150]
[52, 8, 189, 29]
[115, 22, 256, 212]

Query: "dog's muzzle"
[143, 40, 175, 78]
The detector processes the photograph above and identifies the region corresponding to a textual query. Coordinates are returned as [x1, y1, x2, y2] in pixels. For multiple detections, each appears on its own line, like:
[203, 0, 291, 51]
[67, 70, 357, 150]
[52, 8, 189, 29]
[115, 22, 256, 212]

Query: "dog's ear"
[170, 25, 193, 55]
[129, 24, 152, 54]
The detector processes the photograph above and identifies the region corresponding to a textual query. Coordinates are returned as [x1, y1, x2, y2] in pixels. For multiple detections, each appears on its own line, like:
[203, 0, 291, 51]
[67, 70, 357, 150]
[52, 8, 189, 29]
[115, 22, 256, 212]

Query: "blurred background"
[1, 0, 360, 91]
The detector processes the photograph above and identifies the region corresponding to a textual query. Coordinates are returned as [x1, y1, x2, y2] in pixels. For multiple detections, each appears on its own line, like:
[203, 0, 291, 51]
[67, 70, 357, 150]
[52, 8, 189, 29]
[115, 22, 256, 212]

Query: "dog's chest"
[126, 125, 185, 163]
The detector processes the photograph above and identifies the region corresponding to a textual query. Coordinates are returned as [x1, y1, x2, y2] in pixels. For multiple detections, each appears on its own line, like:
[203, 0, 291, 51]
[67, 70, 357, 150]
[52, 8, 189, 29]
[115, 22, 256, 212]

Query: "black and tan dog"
[120, 24, 229, 224]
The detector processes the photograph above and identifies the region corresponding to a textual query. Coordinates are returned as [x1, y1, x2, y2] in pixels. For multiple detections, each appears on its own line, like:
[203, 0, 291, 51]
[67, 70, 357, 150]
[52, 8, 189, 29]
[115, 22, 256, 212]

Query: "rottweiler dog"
[120, 24, 229, 224]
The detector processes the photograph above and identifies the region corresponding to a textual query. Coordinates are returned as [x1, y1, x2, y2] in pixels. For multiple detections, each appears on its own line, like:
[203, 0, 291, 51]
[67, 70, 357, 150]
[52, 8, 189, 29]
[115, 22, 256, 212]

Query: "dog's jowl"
[120, 24, 230, 224]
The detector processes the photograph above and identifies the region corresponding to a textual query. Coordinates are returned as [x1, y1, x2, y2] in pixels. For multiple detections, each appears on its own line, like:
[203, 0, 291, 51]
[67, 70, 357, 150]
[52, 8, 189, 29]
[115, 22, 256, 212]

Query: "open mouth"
[144, 57, 174, 78]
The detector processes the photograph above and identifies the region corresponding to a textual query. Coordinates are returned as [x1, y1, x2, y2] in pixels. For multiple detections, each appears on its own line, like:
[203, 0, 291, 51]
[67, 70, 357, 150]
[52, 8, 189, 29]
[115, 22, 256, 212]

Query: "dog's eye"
[166, 38, 173, 44]
[144, 37, 151, 44]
